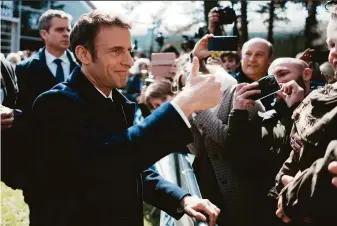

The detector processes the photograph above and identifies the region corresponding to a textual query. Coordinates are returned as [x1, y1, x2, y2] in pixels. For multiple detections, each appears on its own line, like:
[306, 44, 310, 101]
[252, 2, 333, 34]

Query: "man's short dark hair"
[70, 10, 131, 62]
[39, 9, 72, 31]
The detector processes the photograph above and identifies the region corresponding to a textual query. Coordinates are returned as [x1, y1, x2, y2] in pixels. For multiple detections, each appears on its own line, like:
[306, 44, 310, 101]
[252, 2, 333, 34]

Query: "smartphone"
[151, 52, 176, 78]
[208, 36, 238, 51]
[249, 75, 280, 101]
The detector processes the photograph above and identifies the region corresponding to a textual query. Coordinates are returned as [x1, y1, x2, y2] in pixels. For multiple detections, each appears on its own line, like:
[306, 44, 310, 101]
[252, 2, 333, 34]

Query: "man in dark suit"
[15, 9, 78, 119]
[13, 10, 78, 194]
[1, 58, 25, 189]
[29, 10, 222, 226]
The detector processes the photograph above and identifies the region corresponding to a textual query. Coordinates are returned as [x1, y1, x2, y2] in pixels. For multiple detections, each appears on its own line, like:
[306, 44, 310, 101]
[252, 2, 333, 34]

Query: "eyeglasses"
[325, 0, 337, 11]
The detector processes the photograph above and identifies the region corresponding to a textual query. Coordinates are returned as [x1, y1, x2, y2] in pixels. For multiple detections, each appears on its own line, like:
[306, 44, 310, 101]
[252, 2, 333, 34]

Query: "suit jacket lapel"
[32, 47, 58, 85]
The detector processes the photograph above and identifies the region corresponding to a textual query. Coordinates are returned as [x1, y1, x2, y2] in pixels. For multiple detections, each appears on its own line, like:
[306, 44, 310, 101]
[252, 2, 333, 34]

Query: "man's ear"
[40, 30, 47, 41]
[303, 68, 312, 82]
[75, 46, 92, 65]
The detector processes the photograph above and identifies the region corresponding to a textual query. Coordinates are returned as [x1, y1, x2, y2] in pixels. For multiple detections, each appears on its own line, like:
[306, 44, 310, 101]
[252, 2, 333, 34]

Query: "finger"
[1, 117, 14, 125]
[238, 82, 259, 95]
[332, 177, 337, 188]
[328, 161, 337, 174]
[207, 34, 214, 39]
[282, 175, 294, 186]
[240, 89, 261, 99]
[190, 57, 200, 77]
[1, 111, 13, 119]
[276, 208, 283, 218]
[282, 215, 292, 223]
[185, 207, 207, 222]
[197, 203, 217, 225]
[276, 90, 287, 100]
[1, 124, 12, 130]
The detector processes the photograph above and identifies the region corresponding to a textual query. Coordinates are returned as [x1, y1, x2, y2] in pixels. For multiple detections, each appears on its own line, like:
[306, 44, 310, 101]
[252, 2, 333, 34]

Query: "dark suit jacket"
[15, 47, 78, 118]
[1, 58, 26, 189]
[30, 66, 192, 226]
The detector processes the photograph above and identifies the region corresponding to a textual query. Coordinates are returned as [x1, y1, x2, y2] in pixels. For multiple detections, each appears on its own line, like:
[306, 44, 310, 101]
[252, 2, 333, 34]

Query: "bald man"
[219, 57, 312, 226]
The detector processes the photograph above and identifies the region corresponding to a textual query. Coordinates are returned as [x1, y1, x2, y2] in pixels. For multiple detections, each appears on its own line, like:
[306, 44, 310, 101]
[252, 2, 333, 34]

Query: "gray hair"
[39, 9, 72, 31]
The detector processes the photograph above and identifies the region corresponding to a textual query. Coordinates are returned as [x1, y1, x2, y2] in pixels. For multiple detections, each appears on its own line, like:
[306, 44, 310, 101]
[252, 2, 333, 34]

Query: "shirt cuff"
[170, 101, 192, 128]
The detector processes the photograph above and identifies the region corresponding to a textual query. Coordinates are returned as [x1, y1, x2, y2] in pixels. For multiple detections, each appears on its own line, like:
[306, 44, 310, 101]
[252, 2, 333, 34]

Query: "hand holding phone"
[249, 75, 280, 101]
[233, 83, 261, 110]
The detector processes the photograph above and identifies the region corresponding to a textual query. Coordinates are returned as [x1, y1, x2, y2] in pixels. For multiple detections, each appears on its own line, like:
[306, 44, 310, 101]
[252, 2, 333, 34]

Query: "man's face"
[89, 26, 134, 89]
[221, 56, 238, 73]
[42, 17, 71, 51]
[270, 62, 308, 94]
[327, 19, 337, 73]
[241, 41, 271, 81]
[271, 62, 303, 84]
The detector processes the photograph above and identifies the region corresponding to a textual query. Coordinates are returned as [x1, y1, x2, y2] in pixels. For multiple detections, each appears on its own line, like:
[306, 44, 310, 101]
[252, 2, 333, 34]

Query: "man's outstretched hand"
[180, 195, 220, 226]
[172, 56, 221, 117]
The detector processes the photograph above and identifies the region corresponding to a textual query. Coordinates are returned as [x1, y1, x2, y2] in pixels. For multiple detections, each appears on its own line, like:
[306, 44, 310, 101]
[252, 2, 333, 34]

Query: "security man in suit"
[16, 9, 78, 119]
[29, 10, 222, 226]
[14, 10, 78, 195]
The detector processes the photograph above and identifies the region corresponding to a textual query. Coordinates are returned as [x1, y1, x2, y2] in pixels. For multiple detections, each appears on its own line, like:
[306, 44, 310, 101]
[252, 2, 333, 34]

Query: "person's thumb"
[281, 175, 294, 186]
[190, 56, 200, 77]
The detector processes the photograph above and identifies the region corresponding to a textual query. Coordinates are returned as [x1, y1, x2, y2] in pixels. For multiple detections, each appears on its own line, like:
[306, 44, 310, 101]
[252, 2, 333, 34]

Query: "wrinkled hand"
[192, 34, 215, 60]
[1, 105, 14, 130]
[172, 57, 221, 116]
[233, 83, 260, 110]
[328, 161, 337, 188]
[180, 195, 220, 226]
[208, 7, 220, 34]
[277, 81, 305, 108]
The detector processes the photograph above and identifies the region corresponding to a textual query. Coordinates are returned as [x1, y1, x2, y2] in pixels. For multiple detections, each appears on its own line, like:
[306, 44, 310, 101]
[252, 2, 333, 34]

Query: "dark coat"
[0, 58, 26, 189]
[15, 47, 78, 118]
[29, 66, 192, 226]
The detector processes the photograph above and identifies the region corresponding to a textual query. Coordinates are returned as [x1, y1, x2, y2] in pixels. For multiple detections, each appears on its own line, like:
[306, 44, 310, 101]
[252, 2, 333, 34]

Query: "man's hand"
[1, 105, 14, 130]
[232, 83, 260, 110]
[277, 81, 305, 108]
[180, 195, 220, 226]
[172, 57, 221, 117]
[208, 7, 220, 34]
[328, 161, 337, 188]
[192, 34, 215, 60]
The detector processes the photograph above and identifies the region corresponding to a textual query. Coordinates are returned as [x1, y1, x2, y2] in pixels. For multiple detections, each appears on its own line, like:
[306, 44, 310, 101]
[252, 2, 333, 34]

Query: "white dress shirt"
[45, 49, 71, 81]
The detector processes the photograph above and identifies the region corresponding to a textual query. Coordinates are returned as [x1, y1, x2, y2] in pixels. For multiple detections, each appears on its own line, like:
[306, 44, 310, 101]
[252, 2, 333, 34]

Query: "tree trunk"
[304, 0, 319, 48]
[267, 0, 275, 44]
[241, 0, 248, 44]
[203, 1, 219, 28]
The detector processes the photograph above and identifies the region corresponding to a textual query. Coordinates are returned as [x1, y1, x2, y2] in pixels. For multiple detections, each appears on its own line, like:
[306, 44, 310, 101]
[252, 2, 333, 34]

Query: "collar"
[94, 87, 113, 101]
[45, 49, 69, 65]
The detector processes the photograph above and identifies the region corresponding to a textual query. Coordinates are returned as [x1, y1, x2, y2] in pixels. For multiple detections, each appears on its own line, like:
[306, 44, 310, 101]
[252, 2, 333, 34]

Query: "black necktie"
[53, 59, 64, 83]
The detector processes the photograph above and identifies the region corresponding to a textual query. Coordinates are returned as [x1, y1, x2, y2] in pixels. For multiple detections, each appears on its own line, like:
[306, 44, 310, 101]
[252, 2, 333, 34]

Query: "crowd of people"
[1, 2, 337, 226]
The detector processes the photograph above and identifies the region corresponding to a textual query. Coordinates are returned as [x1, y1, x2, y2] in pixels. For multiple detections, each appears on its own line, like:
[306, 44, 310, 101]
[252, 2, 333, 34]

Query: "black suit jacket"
[15, 47, 78, 118]
[30, 66, 192, 226]
[1, 58, 26, 189]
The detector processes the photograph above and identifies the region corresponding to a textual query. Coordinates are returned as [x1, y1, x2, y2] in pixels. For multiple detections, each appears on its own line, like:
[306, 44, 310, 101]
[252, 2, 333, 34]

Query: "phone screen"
[249, 75, 280, 101]
[208, 36, 238, 51]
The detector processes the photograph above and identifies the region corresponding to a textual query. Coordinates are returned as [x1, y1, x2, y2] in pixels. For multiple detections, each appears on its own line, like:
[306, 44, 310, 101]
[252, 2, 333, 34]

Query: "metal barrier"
[156, 153, 216, 226]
